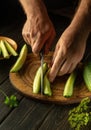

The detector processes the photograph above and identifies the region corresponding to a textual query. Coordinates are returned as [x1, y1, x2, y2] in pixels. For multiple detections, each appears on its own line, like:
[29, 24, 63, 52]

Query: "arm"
[19, 0, 56, 54]
[19, 0, 47, 18]
[49, 0, 91, 82]
[71, 0, 91, 33]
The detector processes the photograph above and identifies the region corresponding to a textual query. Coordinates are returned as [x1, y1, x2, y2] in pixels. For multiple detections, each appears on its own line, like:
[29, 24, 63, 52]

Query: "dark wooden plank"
[0, 98, 54, 130]
[39, 105, 72, 130]
[0, 79, 22, 123]
[0, 98, 91, 130]
[37, 104, 91, 130]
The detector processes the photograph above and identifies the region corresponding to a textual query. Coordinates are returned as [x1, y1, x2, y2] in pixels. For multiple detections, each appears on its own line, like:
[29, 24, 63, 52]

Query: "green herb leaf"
[4, 95, 19, 108]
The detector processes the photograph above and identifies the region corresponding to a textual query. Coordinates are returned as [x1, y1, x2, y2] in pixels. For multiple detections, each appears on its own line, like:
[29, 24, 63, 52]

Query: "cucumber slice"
[33, 63, 48, 94]
[0, 40, 10, 59]
[63, 71, 77, 98]
[44, 73, 52, 96]
[83, 62, 91, 91]
[10, 44, 28, 72]
[4, 40, 18, 56]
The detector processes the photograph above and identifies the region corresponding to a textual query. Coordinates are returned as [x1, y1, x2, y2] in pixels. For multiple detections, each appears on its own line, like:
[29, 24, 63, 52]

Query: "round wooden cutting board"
[9, 52, 91, 104]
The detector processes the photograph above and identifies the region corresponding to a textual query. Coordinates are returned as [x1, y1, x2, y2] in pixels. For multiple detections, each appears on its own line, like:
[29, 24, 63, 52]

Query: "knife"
[40, 51, 44, 95]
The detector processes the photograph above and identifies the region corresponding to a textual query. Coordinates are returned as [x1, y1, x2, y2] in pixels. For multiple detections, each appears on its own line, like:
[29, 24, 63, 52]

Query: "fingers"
[49, 59, 77, 82]
[58, 60, 71, 76]
[49, 48, 67, 82]
[22, 18, 56, 54]
[22, 25, 37, 47]
[23, 30, 48, 54]
[32, 28, 55, 54]
[68, 63, 78, 73]
[49, 48, 79, 82]
[22, 32, 31, 46]
[32, 31, 50, 54]
[58, 59, 75, 76]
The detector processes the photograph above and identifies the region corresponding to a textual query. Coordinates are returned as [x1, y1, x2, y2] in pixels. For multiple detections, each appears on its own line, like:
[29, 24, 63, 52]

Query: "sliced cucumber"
[63, 71, 77, 98]
[43, 73, 52, 96]
[4, 40, 18, 56]
[0, 40, 10, 59]
[10, 44, 28, 72]
[33, 63, 48, 94]
[83, 62, 91, 91]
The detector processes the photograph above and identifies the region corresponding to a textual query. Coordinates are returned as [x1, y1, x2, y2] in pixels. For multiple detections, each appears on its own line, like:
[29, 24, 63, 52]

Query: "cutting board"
[9, 52, 91, 104]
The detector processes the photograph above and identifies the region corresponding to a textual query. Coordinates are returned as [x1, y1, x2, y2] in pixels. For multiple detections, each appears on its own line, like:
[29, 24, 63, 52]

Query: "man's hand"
[19, 0, 56, 54]
[48, 0, 91, 82]
[22, 13, 55, 54]
[49, 25, 88, 82]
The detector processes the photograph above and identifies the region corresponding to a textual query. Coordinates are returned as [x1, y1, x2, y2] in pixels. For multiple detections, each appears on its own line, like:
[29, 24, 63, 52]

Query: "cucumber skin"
[0, 40, 10, 59]
[83, 62, 91, 91]
[44, 74, 52, 96]
[63, 71, 77, 98]
[4, 40, 18, 56]
[10, 44, 27, 72]
[33, 63, 48, 94]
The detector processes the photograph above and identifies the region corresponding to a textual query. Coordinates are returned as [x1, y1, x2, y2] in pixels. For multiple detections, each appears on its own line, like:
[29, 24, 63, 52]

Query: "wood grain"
[9, 52, 91, 104]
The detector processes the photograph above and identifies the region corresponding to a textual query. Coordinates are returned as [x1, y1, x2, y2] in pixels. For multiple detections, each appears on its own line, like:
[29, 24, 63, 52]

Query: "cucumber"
[10, 44, 28, 72]
[83, 61, 91, 91]
[33, 63, 48, 94]
[63, 71, 77, 98]
[0, 40, 10, 59]
[4, 40, 18, 56]
[43, 73, 52, 96]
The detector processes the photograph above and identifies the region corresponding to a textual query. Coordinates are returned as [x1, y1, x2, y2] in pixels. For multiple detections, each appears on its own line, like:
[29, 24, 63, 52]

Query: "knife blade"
[40, 51, 44, 95]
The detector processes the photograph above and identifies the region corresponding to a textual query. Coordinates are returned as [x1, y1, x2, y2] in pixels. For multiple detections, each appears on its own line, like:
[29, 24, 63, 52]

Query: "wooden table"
[0, 13, 91, 130]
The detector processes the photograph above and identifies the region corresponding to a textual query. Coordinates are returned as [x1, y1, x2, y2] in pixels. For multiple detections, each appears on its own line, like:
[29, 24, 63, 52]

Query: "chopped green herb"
[0, 88, 18, 108]
[68, 97, 91, 130]
[4, 95, 19, 108]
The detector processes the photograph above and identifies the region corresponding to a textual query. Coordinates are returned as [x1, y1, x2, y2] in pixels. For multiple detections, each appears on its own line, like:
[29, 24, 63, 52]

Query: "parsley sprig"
[0, 88, 18, 108]
[68, 97, 91, 130]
